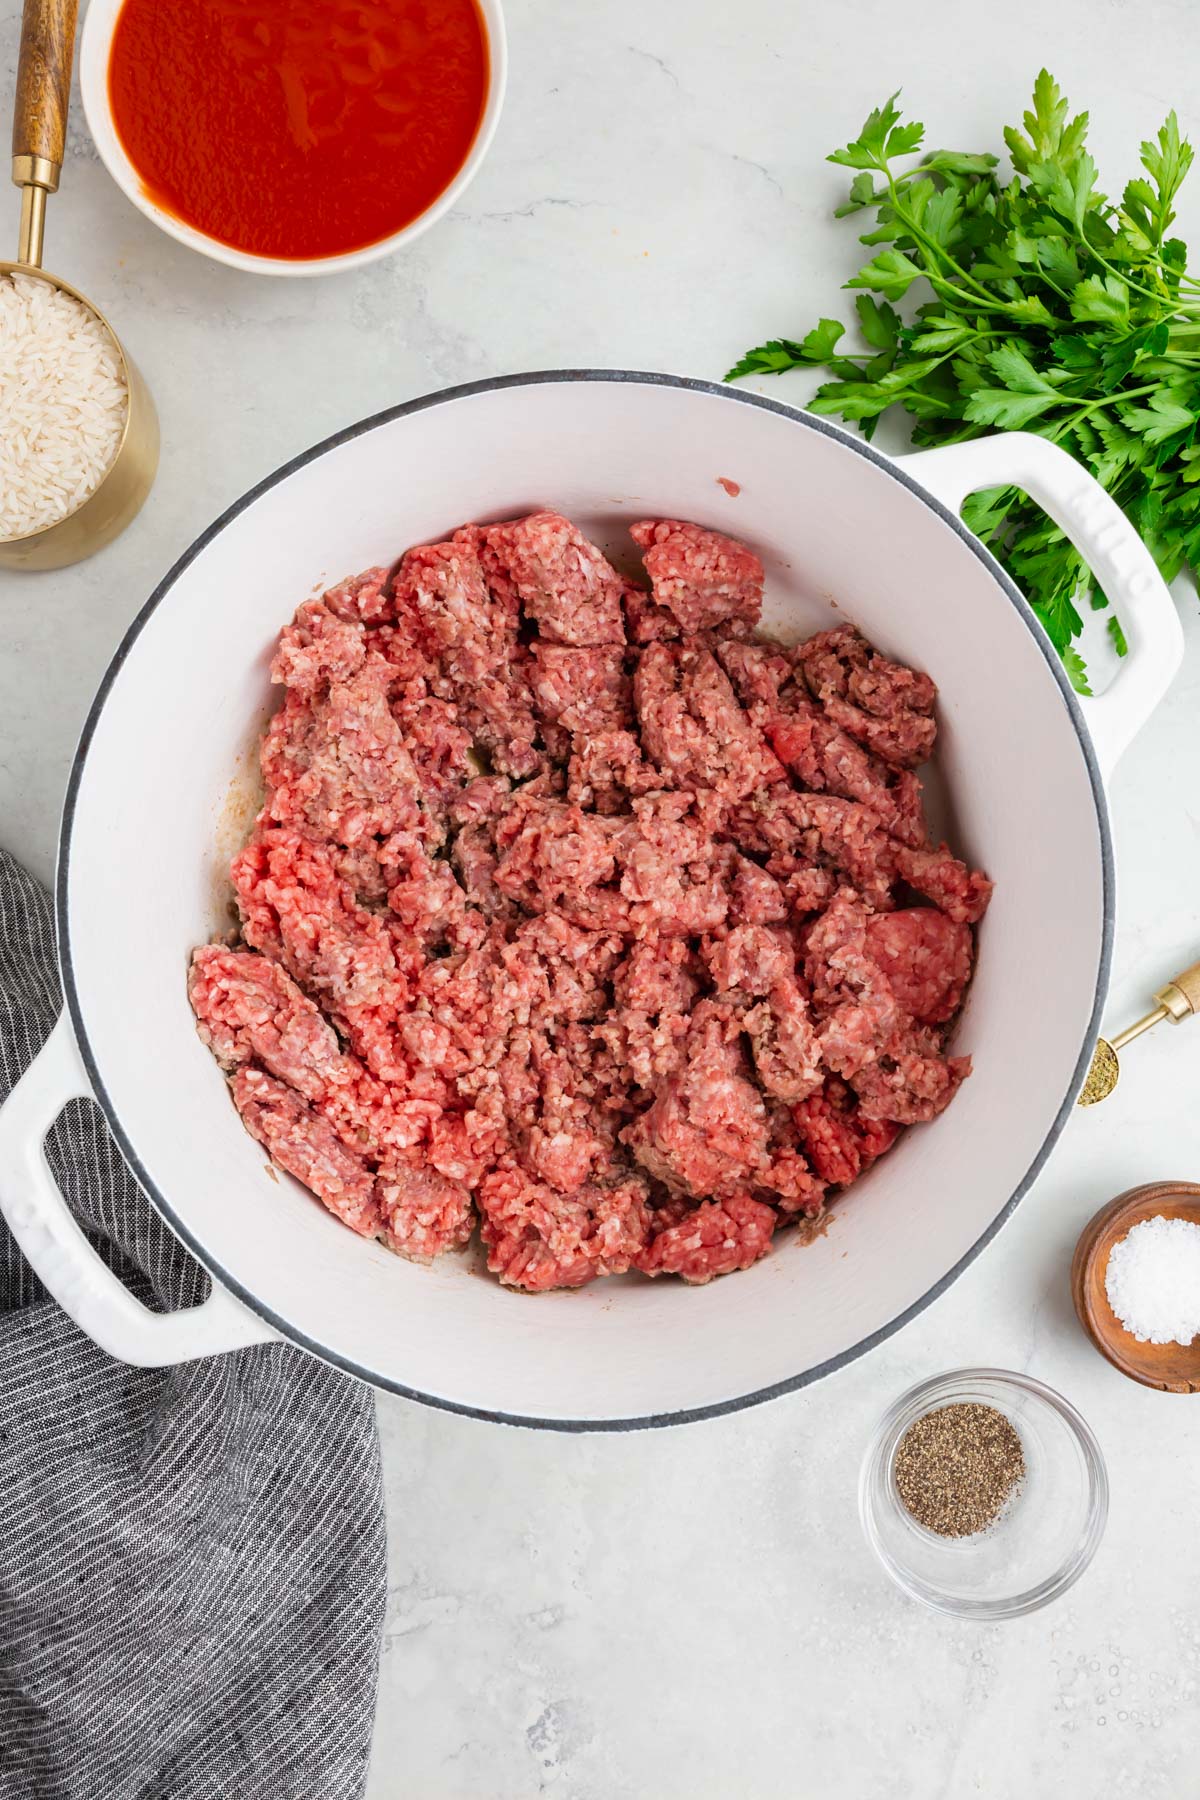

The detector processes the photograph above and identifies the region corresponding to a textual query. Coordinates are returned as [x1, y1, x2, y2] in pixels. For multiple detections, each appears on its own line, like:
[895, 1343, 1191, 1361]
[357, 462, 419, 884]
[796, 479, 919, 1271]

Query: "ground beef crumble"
[191, 512, 991, 1290]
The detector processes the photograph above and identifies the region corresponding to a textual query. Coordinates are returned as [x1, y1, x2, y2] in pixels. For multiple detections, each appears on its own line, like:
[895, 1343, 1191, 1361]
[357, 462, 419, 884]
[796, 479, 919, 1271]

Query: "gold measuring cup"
[1, 0, 157, 571]
[1079, 957, 1200, 1106]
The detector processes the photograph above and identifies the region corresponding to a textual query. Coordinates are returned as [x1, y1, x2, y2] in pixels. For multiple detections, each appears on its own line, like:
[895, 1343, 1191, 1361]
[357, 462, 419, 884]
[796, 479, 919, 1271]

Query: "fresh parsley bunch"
[728, 73, 1199, 691]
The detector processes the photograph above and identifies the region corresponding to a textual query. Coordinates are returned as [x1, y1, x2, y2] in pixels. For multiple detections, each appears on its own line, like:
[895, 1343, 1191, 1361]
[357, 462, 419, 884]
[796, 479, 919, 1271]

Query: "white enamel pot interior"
[1, 373, 1185, 1427]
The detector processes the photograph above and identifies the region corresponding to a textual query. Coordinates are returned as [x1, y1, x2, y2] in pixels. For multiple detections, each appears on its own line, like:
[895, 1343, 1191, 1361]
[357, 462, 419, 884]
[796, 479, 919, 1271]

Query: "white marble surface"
[5, 1, 1200, 1793]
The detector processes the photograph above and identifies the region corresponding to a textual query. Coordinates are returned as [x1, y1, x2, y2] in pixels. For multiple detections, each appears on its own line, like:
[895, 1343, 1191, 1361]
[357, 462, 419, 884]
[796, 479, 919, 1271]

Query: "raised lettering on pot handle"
[0, 1016, 278, 1365]
[904, 432, 1184, 778]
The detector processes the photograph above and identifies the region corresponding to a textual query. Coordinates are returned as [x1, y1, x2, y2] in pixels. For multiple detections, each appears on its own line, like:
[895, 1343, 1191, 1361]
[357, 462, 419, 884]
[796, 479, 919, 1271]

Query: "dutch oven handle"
[904, 431, 1184, 779]
[0, 1016, 279, 1365]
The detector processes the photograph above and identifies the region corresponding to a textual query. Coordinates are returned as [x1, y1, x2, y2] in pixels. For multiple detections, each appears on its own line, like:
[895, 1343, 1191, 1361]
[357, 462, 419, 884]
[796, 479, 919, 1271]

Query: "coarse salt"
[1105, 1215, 1200, 1345]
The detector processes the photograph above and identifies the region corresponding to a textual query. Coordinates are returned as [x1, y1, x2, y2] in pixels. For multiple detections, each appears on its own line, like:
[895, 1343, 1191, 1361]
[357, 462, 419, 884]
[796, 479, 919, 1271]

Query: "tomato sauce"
[108, 0, 489, 261]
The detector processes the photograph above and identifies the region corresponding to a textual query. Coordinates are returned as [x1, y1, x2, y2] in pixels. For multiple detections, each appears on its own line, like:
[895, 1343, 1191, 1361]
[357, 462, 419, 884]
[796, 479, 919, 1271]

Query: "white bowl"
[79, 0, 507, 277]
[0, 373, 1183, 1427]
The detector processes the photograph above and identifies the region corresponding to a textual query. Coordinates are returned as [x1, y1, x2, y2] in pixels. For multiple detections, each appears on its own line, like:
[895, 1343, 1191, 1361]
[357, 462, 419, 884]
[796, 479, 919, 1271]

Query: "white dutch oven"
[0, 374, 1183, 1428]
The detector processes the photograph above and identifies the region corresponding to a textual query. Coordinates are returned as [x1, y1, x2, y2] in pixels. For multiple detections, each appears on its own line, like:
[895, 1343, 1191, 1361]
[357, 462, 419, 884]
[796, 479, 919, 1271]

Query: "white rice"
[0, 271, 128, 541]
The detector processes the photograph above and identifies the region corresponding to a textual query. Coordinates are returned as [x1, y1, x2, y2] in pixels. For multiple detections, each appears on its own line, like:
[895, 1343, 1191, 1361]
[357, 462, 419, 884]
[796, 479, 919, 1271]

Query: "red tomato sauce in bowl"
[107, 0, 489, 262]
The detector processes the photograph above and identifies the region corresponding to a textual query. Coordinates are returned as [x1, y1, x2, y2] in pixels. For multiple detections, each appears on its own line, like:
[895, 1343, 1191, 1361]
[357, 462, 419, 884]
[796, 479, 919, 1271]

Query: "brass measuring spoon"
[1079, 958, 1200, 1106]
[1, 0, 157, 571]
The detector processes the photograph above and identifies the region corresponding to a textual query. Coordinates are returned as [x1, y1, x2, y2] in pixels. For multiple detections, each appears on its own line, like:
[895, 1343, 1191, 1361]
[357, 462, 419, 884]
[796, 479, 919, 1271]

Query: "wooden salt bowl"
[1072, 1182, 1200, 1393]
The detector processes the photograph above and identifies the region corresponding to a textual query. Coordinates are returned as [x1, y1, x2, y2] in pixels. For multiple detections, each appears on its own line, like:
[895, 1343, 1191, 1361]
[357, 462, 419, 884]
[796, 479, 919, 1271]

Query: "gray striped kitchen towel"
[0, 849, 386, 1799]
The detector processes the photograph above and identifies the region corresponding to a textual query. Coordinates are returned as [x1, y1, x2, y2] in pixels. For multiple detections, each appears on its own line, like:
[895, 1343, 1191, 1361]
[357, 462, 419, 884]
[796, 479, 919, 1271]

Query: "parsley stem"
[1065, 381, 1165, 421]
[1080, 242, 1200, 315]
[883, 176, 1031, 319]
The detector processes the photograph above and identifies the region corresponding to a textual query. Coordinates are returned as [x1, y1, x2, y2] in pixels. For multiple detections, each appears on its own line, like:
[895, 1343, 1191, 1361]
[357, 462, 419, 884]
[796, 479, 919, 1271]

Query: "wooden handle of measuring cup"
[1158, 959, 1200, 1022]
[12, 0, 80, 192]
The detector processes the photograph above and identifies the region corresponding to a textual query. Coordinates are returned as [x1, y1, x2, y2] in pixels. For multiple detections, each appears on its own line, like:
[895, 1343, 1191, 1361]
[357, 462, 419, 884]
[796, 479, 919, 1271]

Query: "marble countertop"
[5, 1, 1200, 1793]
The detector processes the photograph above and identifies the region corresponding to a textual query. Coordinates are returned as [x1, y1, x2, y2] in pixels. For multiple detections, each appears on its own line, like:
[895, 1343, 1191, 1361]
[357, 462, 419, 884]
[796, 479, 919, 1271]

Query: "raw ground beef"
[191, 511, 991, 1290]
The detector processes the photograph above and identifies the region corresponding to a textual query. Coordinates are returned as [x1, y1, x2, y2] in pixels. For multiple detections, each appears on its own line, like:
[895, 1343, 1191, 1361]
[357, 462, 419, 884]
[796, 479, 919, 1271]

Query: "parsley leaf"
[1121, 389, 1195, 444]
[724, 320, 846, 382]
[855, 294, 901, 349]
[828, 95, 926, 172]
[964, 389, 1059, 428]
[1070, 273, 1131, 326]
[845, 249, 925, 300]
[1140, 112, 1194, 238]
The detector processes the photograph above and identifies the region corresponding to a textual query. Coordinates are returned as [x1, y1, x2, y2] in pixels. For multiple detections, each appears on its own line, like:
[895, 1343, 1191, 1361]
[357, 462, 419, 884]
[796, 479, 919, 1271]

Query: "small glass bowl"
[859, 1368, 1108, 1619]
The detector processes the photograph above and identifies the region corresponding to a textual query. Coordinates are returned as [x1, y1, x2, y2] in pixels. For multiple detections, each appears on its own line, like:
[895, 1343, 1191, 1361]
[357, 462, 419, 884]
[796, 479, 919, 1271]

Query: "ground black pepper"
[894, 1402, 1025, 1538]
